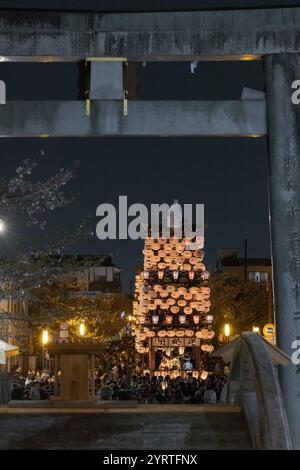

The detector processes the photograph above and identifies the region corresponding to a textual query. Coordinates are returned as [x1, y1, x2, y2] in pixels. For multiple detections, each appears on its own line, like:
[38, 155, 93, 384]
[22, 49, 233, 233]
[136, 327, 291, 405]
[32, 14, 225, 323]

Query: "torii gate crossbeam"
[0, 6, 300, 448]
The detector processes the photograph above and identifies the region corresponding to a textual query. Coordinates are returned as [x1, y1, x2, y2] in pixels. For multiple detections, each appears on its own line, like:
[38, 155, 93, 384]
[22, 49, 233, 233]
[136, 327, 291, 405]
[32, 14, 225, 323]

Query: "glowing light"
[0, 219, 5, 233]
[161, 379, 168, 391]
[42, 330, 48, 345]
[79, 323, 85, 336]
[224, 324, 231, 337]
[201, 370, 208, 380]
[253, 326, 260, 334]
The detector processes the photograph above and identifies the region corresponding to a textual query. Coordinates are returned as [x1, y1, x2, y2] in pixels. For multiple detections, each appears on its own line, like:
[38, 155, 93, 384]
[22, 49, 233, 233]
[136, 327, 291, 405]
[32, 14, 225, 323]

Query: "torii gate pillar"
[265, 53, 300, 449]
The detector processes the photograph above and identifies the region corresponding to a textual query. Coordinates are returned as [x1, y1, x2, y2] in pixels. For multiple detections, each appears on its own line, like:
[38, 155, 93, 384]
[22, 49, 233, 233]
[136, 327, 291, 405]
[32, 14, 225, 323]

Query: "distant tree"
[0, 157, 92, 300]
[30, 279, 132, 347]
[0, 157, 93, 346]
[210, 272, 270, 341]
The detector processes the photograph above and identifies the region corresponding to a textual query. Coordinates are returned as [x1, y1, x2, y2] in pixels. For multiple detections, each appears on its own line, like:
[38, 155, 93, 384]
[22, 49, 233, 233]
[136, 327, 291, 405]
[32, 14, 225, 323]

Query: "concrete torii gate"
[0, 5, 300, 447]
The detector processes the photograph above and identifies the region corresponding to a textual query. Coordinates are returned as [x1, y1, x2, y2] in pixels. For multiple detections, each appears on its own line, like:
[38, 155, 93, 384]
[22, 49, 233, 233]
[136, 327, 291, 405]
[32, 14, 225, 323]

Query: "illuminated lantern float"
[132, 205, 215, 378]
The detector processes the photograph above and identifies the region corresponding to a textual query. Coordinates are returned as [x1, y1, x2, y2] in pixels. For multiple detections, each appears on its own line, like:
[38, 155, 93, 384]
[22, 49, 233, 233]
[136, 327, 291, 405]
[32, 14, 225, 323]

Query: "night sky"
[0, 1, 276, 293]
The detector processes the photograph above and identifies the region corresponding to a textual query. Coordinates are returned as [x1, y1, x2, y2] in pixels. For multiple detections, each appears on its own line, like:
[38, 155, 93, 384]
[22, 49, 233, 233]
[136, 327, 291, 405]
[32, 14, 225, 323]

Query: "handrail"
[225, 332, 292, 449]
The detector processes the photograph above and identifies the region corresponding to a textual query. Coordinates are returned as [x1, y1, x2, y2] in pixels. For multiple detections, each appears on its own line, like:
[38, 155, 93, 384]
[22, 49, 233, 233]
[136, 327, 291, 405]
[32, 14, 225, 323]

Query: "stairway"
[0, 404, 253, 450]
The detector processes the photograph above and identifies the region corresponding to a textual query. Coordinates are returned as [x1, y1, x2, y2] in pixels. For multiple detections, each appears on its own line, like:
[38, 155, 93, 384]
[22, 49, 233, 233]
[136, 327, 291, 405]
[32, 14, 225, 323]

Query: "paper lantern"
[189, 270, 195, 280]
[165, 314, 173, 324]
[143, 270, 150, 279]
[190, 287, 199, 295]
[167, 330, 176, 337]
[178, 347, 185, 355]
[185, 329, 194, 337]
[152, 314, 159, 324]
[160, 290, 168, 298]
[152, 242, 161, 251]
[158, 330, 167, 337]
[193, 314, 200, 324]
[184, 292, 193, 301]
[179, 314, 186, 324]
[153, 285, 163, 292]
[146, 330, 156, 337]
[166, 285, 175, 293]
[176, 330, 185, 337]
[158, 262, 167, 270]
[170, 306, 180, 314]
[139, 315, 146, 324]
[137, 332, 147, 341]
[148, 303, 157, 310]
[200, 370, 208, 380]
[176, 244, 185, 253]
[184, 306, 193, 315]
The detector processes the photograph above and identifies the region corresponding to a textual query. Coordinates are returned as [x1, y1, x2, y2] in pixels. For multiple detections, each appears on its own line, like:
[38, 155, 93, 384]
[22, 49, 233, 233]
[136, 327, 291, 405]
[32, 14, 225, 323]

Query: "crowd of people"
[97, 366, 228, 404]
[9, 364, 228, 405]
[11, 370, 55, 401]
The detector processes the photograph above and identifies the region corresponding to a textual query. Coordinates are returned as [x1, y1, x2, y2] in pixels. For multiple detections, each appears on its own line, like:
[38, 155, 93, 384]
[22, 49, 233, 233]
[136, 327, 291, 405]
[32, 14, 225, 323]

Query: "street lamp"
[224, 323, 231, 342]
[41, 330, 48, 371]
[42, 330, 48, 346]
[79, 322, 85, 337]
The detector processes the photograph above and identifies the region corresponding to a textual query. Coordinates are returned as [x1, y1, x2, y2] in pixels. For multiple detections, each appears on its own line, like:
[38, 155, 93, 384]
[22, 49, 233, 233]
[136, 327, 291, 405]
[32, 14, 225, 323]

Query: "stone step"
[0, 407, 252, 450]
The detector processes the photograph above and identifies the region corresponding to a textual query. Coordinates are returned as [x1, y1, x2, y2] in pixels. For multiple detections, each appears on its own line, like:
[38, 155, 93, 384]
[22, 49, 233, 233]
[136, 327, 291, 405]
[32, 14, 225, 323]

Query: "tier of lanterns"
[132, 233, 215, 360]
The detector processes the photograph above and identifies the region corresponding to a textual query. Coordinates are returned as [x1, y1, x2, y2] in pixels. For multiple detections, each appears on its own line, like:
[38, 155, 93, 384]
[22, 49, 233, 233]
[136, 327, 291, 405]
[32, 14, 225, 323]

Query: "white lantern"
[165, 314, 173, 325]
[193, 314, 200, 324]
[178, 346, 185, 355]
[158, 270, 164, 279]
[206, 315, 213, 324]
[152, 314, 159, 324]
[201, 270, 210, 280]
[179, 314, 186, 324]
[143, 270, 150, 279]
[201, 370, 208, 380]
[173, 270, 179, 280]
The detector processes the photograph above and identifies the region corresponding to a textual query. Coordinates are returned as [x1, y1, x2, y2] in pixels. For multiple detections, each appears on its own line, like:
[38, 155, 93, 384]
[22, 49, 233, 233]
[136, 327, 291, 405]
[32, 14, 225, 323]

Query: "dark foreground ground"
[0, 404, 252, 450]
